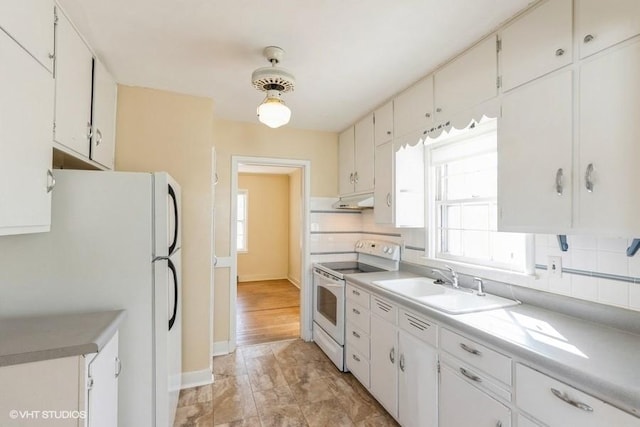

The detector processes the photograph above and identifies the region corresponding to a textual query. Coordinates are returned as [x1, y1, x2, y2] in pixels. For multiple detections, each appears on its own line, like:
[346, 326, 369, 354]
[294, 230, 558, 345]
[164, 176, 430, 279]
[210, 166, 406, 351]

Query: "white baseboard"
[238, 274, 287, 282]
[181, 369, 213, 389]
[212, 340, 231, 356]
[288, 275, 301, 289]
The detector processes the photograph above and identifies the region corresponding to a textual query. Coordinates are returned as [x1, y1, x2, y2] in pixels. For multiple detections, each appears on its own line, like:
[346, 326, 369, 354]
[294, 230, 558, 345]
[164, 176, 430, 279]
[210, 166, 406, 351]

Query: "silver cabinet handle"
[555, 168, 564, 196]
[386, 192, 392, 207]
[87, 121, 93, 140]
[349, 172, 354, 184]
[213, 256, 218, 266]
[213, 173, 219, 185]
[436, 107, 442, 113]
[460, 342, 481, 356]
[389, 347, 395, 364]
[555, 48, 565, 56]
[352, 289, 360, 296]
[584, 34, 594, 43]
[352, 330, 361, 339]
[95, 128, 103, 146]
[354, 171, 359, 184]
[496, 422, 502, 427]
[352, 354, 361, 362]
[115, 357, 122, 378]
[585, 163, 594, 193]
[46, 169, 56, 193]
[550, 388, 594, 413]
[460, 367, 482, 383]
[386, 130, 392, 135]
[352, 308, 360, 315]
[425, 112, 431, 118]
[399, 354, 405, 372]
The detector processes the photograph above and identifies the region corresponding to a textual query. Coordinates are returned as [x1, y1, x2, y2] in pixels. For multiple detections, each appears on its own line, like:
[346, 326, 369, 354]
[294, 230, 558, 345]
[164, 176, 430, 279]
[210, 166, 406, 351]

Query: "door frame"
[229, 156, 312, 352]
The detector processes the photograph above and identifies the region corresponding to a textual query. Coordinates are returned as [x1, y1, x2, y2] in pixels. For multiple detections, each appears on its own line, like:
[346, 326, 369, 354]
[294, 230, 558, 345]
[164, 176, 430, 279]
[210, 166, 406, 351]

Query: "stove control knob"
[383, 246, 389, 253]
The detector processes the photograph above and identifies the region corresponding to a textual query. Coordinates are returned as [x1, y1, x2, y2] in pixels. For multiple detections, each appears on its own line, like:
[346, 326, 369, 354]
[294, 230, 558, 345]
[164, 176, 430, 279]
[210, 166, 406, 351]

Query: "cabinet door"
[440, 364, 511, 427]
[500, 0, 573, 92]
[394, 134, 425, 228]
[370, 314, 398, 418]
[398, 330, 437, 427]
[374, 100, 394, 146]
[498, 70, 573, 232]
[354, 113, 375, 193]
[87, 332, 119, 427]
[91, 59, 117, 169]
[338, 127, 355, 195]
[0, 30, 53, 236]
[374, 141, 393, 224]
[578, 39, 640, 235]
[0, 0, 54, 71]
[394, 75, 434, 137]
[54, 8, 93, 157]
[577, 0, 640, 59]
[435, 36, 498, 121]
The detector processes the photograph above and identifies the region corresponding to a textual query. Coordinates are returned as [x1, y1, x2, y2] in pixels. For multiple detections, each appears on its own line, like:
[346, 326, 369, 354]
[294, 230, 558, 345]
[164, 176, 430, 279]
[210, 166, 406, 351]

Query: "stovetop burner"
[317, 261, 384, 274]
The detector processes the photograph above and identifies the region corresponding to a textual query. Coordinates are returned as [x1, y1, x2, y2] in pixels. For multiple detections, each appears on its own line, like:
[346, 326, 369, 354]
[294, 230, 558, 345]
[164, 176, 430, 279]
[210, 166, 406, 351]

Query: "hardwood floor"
[236, 279, 300, 346]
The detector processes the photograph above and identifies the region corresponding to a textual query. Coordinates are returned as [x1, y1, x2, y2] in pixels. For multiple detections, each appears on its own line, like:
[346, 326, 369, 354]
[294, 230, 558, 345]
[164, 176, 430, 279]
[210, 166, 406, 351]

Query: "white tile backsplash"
[628, 254, 640, 278]
[569, 235, 597, 250]
[570, 249, 597, 271]
[596, 251, 629, 277]
[548, 274, 572, 296]
[571, 275, 599, 302]
[597, 279, 629, 308]
[629, 284, 640, 311]
[597, 237, 629, 253]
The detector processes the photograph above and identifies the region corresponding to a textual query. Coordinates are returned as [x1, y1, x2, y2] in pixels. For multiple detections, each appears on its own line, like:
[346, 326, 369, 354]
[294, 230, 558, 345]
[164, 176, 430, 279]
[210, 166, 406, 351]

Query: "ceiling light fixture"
[251, 46, 295, 129]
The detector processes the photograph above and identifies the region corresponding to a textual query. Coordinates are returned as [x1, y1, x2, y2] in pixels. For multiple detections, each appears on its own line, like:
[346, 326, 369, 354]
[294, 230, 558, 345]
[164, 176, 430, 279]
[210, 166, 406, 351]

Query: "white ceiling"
[57, 0, 534, 132]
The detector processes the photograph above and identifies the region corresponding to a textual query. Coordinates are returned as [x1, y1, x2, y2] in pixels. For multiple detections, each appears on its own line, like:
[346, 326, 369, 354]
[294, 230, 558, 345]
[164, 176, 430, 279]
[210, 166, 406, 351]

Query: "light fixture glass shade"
[257, 92, 291, 128]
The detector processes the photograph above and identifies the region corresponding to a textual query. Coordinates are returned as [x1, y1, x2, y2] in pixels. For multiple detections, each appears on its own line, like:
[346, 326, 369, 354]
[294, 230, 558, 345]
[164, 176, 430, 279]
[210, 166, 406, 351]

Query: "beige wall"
[288, 168, 302, 286]
[237, 173, 290, 282]
[114, 86, 214, 373]
[213, 118, 338, 343]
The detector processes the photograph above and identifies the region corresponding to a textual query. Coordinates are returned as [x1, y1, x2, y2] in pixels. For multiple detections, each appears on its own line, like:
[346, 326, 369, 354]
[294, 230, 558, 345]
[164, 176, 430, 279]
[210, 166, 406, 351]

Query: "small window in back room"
[428, 119, 529, 272]
[237, 190, 248, 252]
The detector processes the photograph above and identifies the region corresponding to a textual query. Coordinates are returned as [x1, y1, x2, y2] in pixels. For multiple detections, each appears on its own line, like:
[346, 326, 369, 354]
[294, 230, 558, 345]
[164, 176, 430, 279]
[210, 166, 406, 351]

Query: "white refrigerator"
[0, 170, 182, 427]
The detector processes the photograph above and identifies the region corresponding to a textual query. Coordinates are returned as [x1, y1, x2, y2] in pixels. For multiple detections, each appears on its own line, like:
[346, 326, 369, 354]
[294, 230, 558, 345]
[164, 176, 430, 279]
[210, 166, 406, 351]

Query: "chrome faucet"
[432, 265, 459, 289]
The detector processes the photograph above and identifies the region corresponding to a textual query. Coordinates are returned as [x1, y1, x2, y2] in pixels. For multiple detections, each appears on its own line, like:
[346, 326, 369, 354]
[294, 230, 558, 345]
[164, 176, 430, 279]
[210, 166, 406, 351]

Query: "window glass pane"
[462, 204, 489, 231]
[444, 205, 461, 229]
[443, 229, 463, 256]
[463, 230, 490, 259]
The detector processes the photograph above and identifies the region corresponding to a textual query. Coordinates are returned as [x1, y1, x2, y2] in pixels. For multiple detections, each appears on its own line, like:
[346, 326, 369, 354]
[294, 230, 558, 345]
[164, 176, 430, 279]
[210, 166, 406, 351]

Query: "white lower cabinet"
[370, 313, 398, 417]
[516, 364, 639, 427]
[439, 362, 511, 427]
[86, 331, 119, 427]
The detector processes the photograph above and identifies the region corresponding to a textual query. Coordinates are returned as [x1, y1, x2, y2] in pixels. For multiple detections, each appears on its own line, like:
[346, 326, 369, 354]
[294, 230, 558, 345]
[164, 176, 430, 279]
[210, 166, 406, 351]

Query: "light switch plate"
[548, 256, 562, 277]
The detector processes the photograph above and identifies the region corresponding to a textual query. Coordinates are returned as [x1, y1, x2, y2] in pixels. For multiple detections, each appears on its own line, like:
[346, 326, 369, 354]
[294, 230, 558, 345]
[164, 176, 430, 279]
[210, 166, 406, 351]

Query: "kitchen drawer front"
[398, 309, 437, 347]
[346, 283, 370, 308]
[346, 300, 370, 334]
[441, 328, 512, 385]
[370, 296, 397, 323]
[346, 347, 370, 388]
[516, 364, 639, 427]
[441, 353, 512, 403]
[346, 323, 370, 359]
[517, 414, 542, 427]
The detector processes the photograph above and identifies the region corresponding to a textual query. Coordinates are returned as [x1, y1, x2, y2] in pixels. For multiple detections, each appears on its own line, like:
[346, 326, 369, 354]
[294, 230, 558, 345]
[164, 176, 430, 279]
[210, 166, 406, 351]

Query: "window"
[428, 119, 528, 272]
[237, 190, 248, 252]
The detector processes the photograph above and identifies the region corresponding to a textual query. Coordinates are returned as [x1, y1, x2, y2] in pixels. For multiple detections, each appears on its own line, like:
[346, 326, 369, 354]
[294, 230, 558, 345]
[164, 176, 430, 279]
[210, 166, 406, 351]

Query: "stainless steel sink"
[372, 277, 520, 314]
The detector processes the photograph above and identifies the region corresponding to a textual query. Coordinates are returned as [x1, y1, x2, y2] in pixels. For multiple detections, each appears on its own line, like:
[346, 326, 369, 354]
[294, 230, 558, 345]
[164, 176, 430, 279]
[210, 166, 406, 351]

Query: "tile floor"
[174, 339, 399, 426]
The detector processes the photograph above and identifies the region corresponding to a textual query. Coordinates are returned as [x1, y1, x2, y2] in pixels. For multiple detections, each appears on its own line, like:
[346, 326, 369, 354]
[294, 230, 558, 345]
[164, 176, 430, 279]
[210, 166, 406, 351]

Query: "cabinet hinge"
[496, 38, 502, 52]
[496, 76, 502, 89]
[87, 376, 94, 391]
[52, 122, 56, 137]
[53, 8, 59, 25]
[372, 114, 376, 125]
[437, 361, 441, 374]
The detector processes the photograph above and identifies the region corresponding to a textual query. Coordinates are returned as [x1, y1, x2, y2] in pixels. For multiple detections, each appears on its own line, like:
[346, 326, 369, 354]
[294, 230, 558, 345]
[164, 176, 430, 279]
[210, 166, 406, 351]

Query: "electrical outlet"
[548, 256, 562, 277]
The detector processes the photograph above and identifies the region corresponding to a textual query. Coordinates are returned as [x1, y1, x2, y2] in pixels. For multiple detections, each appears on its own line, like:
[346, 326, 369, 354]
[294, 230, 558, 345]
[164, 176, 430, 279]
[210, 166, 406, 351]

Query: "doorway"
[230, 157, 311, 352]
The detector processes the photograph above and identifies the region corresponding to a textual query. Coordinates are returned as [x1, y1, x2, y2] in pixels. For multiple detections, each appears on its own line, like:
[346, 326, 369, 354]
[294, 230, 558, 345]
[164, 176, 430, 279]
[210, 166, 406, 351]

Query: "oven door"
[313, 269, 345, 345]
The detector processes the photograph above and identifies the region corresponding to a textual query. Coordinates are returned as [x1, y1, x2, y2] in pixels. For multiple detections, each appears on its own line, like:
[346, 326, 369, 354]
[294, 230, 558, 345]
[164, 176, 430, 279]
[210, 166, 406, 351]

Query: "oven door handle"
[319, 282, 345, 289]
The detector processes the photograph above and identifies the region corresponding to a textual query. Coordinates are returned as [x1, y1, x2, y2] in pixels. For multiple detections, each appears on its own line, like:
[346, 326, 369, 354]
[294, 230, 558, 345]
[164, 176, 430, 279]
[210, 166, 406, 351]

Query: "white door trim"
[229, 156, 312, 353]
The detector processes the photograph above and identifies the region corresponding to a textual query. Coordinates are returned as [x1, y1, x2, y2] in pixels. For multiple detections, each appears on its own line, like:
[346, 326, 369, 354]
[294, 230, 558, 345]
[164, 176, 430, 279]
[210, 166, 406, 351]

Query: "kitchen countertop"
[0, 310, 126, 367]
[346, 270, 640, 418]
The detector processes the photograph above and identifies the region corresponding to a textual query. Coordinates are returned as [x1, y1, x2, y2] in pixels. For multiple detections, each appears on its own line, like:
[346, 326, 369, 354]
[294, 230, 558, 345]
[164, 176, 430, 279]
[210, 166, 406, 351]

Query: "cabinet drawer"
[371, 296, 396, 323]
[398, 309, 437, 347]
[346, 347, 370, 388]
[516, 364, 639, 427]
[346, 300, 369, 334]
[441, 328, 511, 385]
[346, 283, 370, 308]
[441, 353, 511, 403]
[346, 323, 370, 359]
[518, 414, 542, 427]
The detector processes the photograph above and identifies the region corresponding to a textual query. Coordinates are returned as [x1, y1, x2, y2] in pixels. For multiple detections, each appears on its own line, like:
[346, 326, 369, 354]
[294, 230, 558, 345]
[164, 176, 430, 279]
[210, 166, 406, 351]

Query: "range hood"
[332, 193, 374, 210]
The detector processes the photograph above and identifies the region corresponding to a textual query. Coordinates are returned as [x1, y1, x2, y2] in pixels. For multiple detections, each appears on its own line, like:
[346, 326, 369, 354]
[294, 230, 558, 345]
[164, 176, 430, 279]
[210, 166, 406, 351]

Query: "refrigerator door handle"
[168, 184, 179, 256]
[153, 256, 179, 331]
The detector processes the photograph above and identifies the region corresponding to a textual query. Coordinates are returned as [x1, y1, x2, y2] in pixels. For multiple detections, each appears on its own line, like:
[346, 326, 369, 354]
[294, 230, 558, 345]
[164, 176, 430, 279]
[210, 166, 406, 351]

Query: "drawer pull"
[550, 388, 594, 413]
[389, 347, 395, 364]
[460, 342, 482, 356]
[399, 354, 405, 372]
[460, 367, 482, 383]
[352, 331, 361, 339]
[352, 308, 361, 315]
[352, 289, 361, 296]
[352, 354, 361, 362]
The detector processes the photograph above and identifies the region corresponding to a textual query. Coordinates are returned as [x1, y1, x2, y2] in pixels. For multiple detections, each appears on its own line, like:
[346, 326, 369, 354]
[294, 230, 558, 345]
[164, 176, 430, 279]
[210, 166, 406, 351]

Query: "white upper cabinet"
[374, 100, 394, 146]
[577, 38, 640, 236]
[338, 127, 355, 196]
[54, 7, 94, 158]
[91, 59, 118, 169]
[435, 36, 498, 121]
[374, 141, 394, 224]
[498, 70, 573, 233]
[0, 29, 54, 236]
[577, 0, 640, 59]
[394, 75, 434, 137]
[500, 0, 573, 92]
[0, 0, 55, 72]
[354, 113, 375, 193]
